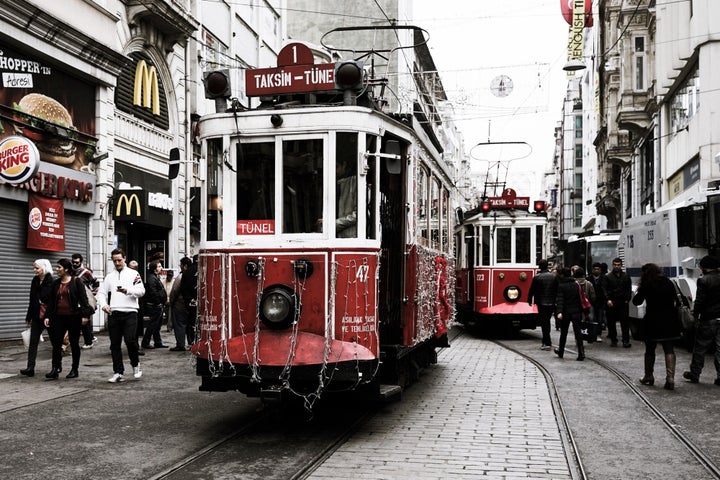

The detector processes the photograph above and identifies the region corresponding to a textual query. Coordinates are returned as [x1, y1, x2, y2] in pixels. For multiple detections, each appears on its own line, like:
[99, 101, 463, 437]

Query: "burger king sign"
[0, 136, 40, 184]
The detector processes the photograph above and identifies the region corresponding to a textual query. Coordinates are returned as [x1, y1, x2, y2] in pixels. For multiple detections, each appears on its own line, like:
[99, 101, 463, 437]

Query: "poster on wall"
[27, 193, 65, 251]
[0, 42, 97, 170]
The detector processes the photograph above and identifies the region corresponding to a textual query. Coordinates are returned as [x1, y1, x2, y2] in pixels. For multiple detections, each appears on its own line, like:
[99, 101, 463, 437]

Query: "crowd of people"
[19, 249, 197, 383]
[528, 255, 720, 389]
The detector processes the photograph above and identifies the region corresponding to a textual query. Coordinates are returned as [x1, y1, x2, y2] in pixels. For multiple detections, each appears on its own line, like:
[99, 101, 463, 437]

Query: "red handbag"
[577, 283, 592, 312]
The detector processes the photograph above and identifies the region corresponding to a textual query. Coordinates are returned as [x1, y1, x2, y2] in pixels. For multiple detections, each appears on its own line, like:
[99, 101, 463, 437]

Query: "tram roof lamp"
[334, 61, 364, 90]
[563, 59, 586, 72]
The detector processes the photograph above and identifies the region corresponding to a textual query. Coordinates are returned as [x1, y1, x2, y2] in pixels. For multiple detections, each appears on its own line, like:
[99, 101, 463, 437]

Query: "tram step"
[379, 384, 402, 401]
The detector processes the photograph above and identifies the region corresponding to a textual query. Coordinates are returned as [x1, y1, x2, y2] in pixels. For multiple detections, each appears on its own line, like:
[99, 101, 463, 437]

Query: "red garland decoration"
[434, 256, 450, 337]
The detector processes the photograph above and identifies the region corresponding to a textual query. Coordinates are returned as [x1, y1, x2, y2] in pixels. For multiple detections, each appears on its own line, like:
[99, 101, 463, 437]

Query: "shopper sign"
[0, 136, 40, 184]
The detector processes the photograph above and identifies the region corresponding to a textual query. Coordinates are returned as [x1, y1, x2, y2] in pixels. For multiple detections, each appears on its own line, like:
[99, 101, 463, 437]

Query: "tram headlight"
[259, 285, 297, 329]
[504, 285, 521, 303]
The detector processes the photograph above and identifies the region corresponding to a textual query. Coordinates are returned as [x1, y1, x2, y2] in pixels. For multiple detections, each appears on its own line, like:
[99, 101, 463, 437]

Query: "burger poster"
[0, 43, 96, 171]
[27, 193, 65, 252]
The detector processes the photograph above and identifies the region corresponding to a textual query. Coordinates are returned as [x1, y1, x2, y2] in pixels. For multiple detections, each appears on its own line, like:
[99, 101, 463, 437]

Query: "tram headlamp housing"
[504, 285, 521, 303]
[259, 285, 297, 329]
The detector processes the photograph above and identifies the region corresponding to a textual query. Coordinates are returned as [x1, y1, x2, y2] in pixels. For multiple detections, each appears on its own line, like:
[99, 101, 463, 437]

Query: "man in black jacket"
[141, 262, 168, 349]
[603, 257, 632, 347]
[683, 255, 720, 385]
[528, 259, 559, 350]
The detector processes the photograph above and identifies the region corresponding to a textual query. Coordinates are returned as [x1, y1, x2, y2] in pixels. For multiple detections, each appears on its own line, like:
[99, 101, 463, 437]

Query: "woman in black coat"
[44, 258, 92, 380]
[20, 259, 54, 377]
[554, 267, 586, 360]
[632, 263, 681, 390]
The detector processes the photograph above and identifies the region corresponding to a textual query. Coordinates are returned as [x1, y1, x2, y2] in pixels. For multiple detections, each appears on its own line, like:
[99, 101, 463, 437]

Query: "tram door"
[378, 139, 406, 344]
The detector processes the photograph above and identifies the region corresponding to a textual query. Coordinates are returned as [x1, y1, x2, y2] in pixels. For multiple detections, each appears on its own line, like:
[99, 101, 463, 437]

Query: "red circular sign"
[0, 136, 40, 184]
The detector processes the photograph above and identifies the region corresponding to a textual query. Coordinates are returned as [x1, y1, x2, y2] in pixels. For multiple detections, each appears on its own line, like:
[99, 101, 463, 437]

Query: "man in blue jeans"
[96, 248, 146, 383]
[683, 255, 720, 385]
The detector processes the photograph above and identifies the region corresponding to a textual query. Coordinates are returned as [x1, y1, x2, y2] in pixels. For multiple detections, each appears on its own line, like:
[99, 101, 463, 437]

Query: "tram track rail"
[148, 400, 380, 480]
[500, 332, 720, 480]
[495, 340, 587, 480]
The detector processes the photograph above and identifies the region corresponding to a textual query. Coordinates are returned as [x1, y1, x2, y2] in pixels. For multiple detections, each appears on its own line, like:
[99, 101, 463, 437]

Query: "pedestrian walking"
[141, 261, 168, 349]
[528, 258, 558, 350]
[169, 257, 192, 351]
[632, 263, 681, 390]
[180, 255, 198, 346]
[554, 267, 586, 361]
[603, 257, 632, 347]
[683, 255, 720, 386]
[20, 259, 54, 377]
[71, 253, 99, 349]
[96, 248, 146, 383]
[44, 258, 93, 379]
[587, 262, 607, 339]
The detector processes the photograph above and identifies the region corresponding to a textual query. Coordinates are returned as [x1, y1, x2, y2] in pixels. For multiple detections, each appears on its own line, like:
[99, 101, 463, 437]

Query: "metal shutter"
[0, 200, 89, 340]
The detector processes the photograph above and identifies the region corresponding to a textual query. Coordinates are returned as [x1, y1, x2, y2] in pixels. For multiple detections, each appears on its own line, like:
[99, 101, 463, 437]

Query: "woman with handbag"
[20, 259, 54, 377]
[554, 267, 586, 361]
[632, 263, 681, 390]
[44, 258, 93, 380]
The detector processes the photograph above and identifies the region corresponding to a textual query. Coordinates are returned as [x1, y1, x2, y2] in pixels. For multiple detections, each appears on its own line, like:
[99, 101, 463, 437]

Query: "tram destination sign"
[486, 188, 529, 209]
[246, 63, 335, 96]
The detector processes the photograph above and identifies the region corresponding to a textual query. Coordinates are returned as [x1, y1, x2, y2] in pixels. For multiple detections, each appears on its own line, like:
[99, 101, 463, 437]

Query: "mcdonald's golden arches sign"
[114, 190, 147, 221]
[114, 52, 169, 130]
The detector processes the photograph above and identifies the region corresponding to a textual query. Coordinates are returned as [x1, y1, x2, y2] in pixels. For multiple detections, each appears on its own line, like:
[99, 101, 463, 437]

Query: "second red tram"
[190, 41, 454, 404]
[455, 188, 547, 331]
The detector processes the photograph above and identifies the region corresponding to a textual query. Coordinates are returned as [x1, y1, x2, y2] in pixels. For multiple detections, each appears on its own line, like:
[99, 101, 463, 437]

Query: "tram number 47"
[356, 265, 370, 283]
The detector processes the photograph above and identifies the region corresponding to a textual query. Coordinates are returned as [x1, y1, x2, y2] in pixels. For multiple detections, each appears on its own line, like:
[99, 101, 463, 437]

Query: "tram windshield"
[230, 133, 375, 239]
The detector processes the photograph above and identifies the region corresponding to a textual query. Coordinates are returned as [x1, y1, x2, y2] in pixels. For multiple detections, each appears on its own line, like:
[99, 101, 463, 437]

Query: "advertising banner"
[27, 193, 65, 251]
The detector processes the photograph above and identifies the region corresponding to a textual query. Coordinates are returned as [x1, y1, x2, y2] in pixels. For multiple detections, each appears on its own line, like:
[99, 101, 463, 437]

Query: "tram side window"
[480, 225, 490, 266]
[417, 168, 428, 245]
[516, 227, 531, 263]
[236, 142, 275, 225]
[497, 228, 512, 263]
[441, 188, 449, 252]
[336, 132, 358, 238]
[430, 178, 440, 249]
[366, 135, 378, 240]
[207, 138, 223, 241]
[283, 139, 324, 234]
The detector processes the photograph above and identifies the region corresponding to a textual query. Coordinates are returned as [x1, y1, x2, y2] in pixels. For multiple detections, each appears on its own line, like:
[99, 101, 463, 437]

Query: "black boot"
[66, 369, 78, 379]
[20, 368, 34, 377]
[45, 367, 61, 379]
[640, 353, 655, 385]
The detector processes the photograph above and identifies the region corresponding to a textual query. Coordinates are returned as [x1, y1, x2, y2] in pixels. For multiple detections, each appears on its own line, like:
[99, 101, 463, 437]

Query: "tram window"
[497, 228, 512, 263]
[430, 178, 440, 249]
[535, 225, 544, 264]
[708, 195, 720, 248]
[366, 135, 378, 240]
[283, 139, 324, 234]
[336, 132, 358, 238]
[480, 226, 490, 266]
[516, 227, 531, 263]
[441, 188, 449, 251]
[206, 138, 223, 241]
[417, 168, 428, 245]
[236, 142, 275, 224]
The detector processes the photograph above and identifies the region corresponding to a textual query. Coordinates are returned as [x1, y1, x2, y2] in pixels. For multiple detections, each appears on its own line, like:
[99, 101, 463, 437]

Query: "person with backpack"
[72, 254, 98, 349]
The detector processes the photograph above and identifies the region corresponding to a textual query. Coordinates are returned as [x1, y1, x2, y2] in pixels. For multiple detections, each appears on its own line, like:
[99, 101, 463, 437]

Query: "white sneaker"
[108, 373, 124, 383]
[82, 344, 93, 350]
[133, 365, 142, 379]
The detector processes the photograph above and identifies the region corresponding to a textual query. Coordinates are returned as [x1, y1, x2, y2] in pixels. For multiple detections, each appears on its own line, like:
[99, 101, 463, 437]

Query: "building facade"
[0, 0, 286, 340]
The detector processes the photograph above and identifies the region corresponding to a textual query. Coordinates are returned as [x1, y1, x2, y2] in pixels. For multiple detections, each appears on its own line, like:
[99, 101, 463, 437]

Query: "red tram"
[455, 188, 547, 332]
[190, 41, 454, 405]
